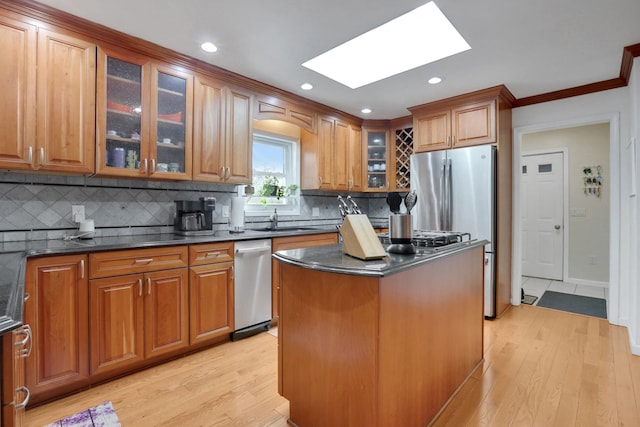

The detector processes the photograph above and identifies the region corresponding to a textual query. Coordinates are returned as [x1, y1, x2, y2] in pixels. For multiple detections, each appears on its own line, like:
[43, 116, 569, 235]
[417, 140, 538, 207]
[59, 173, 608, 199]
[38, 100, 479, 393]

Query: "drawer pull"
[15, 386, 30, 409]
[80, 259, 85, 279]
[138, 279, 142, 297]
[15, 325, 32, 358]
[204, 251, 221, 258]
[39, 148, 44, 166]
[147, 277, 151, 295]
[135, 258, 154, 264]
[23, 292, 30, 302]
[27, 146, 33, 165]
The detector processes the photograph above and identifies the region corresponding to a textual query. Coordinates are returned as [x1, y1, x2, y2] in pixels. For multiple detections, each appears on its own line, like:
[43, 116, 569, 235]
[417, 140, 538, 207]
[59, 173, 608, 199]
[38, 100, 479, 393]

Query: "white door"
[521, 152, 564, 280]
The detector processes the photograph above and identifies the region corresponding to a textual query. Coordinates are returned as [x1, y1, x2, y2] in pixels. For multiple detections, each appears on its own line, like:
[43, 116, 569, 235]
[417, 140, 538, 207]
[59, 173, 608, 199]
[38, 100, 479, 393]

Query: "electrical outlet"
[71, 205, 85, 223]
[588, 255, 596, 265]
[312, 207, 320, 217]
[222, 205, 229, 218]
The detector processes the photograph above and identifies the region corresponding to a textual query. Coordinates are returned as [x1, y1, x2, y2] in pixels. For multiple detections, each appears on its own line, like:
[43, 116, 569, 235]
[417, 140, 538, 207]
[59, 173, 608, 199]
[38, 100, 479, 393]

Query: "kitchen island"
[273, 240, 486, 427]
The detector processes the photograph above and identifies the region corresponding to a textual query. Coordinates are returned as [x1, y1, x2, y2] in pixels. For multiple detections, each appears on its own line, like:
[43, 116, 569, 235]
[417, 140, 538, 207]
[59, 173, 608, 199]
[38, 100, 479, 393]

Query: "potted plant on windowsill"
[257, 175, 281, 198]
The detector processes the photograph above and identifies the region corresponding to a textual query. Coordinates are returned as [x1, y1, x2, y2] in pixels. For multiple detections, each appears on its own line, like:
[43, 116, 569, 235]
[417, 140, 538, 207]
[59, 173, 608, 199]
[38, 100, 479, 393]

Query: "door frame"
[512, 113, 620, 324]
[521, 149, 569, 282]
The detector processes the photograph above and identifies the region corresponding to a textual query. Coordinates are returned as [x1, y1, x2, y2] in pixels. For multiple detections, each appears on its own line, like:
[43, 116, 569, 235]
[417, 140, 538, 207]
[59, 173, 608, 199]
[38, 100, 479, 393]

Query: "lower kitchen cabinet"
[2, 325, 31, 427]
[271, 233, 338, 320]
[24, 255, 89, 405]
[188, 242, 235, 346]
[89, 268, 189, 377]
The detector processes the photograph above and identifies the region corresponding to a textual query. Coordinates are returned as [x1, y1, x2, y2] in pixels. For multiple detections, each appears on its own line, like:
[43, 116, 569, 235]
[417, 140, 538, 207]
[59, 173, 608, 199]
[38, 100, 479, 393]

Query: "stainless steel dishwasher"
[232, 239, 272, 341]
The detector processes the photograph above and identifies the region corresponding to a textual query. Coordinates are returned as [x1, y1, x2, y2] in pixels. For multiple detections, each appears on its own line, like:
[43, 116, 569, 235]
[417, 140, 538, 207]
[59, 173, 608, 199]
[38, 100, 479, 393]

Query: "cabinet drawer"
[89, 246, 188, 279]
[189, 242, 234, 266]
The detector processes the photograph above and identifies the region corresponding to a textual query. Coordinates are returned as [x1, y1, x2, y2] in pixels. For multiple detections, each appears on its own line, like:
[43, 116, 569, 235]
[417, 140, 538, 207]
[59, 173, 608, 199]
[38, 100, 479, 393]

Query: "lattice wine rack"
[394, 127, 413, 189]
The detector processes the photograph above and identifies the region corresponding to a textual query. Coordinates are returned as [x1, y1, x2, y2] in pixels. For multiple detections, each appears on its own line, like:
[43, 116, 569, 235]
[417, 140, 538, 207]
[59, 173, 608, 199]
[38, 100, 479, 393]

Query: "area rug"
[537, 290, 607, 319]
[44, 401, 120, 427]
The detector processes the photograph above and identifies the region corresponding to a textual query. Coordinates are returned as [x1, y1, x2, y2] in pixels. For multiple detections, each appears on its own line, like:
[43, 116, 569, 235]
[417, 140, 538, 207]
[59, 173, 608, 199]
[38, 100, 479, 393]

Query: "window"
[243, 133, 300, 216]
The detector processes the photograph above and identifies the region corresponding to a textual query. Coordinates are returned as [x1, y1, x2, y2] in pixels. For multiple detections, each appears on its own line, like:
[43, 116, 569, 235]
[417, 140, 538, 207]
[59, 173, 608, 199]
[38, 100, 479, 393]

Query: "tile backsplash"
[0, 173, 391, 242]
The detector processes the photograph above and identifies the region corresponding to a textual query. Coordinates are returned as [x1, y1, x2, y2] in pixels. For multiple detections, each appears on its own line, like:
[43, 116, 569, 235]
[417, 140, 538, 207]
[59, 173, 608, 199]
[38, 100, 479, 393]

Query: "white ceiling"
[34, 0, 640, 119]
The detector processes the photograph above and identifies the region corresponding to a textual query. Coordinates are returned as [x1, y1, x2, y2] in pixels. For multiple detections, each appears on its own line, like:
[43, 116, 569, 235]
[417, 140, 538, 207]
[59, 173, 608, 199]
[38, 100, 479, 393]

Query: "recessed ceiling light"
[200, 42, 218, 53]
[300, 83, 313, 90]
[302, 1, 470, 89]
[428, 76, 443, 84]
[361, 108, 372, 114]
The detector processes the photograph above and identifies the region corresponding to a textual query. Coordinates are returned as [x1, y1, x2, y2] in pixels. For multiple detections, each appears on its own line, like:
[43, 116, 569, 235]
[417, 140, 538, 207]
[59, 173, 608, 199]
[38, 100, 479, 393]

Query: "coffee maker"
[174, 197, 216, 235]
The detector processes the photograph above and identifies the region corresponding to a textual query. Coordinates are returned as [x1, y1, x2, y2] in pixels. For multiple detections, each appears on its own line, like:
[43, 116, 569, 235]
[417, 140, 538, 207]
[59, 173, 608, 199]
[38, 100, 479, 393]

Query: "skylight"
[302, 2, 470, 89]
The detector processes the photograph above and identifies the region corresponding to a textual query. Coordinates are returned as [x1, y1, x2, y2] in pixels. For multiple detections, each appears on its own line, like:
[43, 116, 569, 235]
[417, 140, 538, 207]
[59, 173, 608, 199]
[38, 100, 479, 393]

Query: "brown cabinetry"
[96, 46, 193, 179]
[301, 115, 362, 191]
[188, 242, 235, 345]
[2, 325, 31, 427]
[24, 255, 89, 405]
[271, 233, 338, 320]
[0, 13, 95, 173]
[89, 246, 189, 377]
[193, 76, 252, 183]
[411, 99, 496, 152]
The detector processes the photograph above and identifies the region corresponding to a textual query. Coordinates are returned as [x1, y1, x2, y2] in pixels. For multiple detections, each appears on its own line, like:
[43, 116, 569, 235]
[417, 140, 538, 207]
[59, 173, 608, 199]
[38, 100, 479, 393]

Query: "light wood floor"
[25, 305, 640, 426]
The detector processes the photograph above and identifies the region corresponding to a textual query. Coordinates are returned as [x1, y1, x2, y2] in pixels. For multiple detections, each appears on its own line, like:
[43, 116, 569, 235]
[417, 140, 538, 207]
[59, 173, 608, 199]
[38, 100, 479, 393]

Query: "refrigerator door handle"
[443, 158, 453, 230]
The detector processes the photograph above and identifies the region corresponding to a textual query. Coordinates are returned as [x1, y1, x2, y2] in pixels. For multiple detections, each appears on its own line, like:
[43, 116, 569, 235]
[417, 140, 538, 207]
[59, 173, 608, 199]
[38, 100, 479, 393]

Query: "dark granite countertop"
[0, 225, 341, 335]
[272, 239, 488, 277]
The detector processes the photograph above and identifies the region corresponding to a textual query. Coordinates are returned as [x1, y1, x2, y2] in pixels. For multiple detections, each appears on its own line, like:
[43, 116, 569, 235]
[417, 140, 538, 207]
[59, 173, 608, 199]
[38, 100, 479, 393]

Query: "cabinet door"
[37, 28, 95, 173]
[333, 120, 350, 191]
[189, 263, 234, 345]
[24, 255, 89, 401]
[144, 269, 189, 359]
[89, 274, 144, 376]
[193, 75, 225, 182]
[0, 14, 36, 171]
[349, 126, 363, 191]
[451, 100, 496, 147]
[414, 110, 450, 153]
[224, 86, 253, 184]
[96, 47, 151, 177]
[317, 117, 334, 189]
[149, 63, 193, 180]
[364, 129, 388, 191]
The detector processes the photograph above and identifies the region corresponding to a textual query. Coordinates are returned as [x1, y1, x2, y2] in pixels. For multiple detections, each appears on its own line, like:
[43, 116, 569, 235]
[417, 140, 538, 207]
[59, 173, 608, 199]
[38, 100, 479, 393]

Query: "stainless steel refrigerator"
[410, 145, 497, 317]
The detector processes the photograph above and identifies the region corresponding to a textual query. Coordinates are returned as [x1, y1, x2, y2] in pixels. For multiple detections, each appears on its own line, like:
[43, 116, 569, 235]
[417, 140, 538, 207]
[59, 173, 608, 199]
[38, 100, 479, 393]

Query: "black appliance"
[174, 197, 216, 235]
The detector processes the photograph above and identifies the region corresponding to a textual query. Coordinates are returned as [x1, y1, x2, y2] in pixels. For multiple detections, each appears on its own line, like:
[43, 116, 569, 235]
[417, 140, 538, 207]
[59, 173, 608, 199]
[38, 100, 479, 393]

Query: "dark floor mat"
[536, 290, 607, 319]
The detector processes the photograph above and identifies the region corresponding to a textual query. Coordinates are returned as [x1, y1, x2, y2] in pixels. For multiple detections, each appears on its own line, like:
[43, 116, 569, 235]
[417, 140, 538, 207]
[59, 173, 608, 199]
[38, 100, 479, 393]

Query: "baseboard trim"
[565, 277, 609, 288]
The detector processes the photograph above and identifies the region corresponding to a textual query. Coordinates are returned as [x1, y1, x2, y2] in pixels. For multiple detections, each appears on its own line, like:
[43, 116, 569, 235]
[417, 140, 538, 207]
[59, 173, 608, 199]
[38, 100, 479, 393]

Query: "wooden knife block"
[340, 215, 387, 260]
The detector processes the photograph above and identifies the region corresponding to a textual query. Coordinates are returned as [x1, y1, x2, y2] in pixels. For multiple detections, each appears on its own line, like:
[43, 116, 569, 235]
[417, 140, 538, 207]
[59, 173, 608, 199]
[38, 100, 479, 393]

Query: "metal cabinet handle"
[220, 167, 225, 178]
[452, 135, 456, 146]
[143, 158, 148, 174]
[15, 386, 30, 409]
[135, 258, 153, 264]
[80, 259, 85, 279]
[152, 159, 156, 173]
[39, 148, 44, 165]
[204, 251, 221, 258]
[27, 147, 33, 165]
[23, 292, 30, 302]
[147, 277, 151, 295]
[554, 224, 561, 230]
[14, 324, 32, 358]
[319, 176, 323, 185]
[226, 167, 231, 179]
[138, 279, 142, 297]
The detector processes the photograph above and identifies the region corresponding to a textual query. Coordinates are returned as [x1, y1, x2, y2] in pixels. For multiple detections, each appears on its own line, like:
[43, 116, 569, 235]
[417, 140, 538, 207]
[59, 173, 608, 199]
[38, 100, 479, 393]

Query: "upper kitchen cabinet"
[0, 13, 95, 173]
[96, 46, 193, 180]
[410, 98, 496, 152]
[300, 114, 362, 191]
[363, 127, 389, 192]
[193, 75, 253, 184]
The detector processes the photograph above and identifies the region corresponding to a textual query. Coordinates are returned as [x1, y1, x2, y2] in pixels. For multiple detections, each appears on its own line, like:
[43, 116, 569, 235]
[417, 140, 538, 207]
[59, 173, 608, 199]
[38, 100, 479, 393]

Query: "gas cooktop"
[378, 230, 471, 248]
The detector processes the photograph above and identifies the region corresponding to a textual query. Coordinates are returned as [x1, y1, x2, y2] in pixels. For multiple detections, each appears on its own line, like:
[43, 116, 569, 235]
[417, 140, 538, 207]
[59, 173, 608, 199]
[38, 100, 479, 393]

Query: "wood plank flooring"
[25, 305, 640, 426]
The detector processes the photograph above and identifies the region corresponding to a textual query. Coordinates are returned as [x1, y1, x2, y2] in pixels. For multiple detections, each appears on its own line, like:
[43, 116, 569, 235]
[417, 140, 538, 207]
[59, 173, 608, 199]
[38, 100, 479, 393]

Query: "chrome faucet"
[269, 208, 278, 230]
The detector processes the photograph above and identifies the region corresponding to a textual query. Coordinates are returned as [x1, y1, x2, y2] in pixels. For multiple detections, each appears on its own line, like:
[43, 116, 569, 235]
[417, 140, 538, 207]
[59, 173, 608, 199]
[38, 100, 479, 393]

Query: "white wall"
[512, 87, 633, 349]
[629, 58, 640, 354]
[522, 124, 610, 284]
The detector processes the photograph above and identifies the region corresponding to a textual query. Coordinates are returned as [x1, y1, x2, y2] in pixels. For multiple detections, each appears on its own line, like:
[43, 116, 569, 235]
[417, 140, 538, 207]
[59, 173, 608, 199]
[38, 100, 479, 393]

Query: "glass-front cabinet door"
[149, 64, 192, 179]
[96, 48, 192, 179]
[364, 129, 389, 191]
